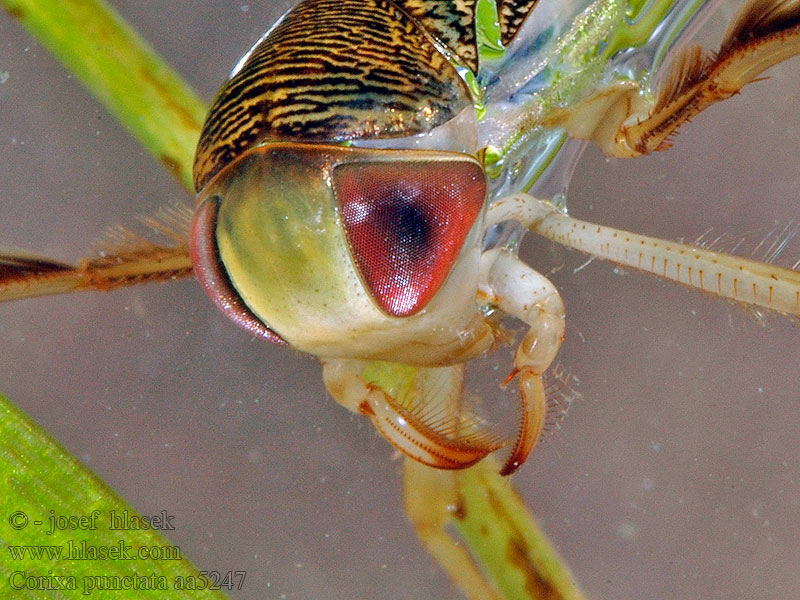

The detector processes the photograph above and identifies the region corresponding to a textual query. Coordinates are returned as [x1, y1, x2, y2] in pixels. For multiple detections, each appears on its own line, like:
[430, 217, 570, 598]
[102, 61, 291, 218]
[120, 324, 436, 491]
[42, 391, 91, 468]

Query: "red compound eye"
[333, 159, 486, 317]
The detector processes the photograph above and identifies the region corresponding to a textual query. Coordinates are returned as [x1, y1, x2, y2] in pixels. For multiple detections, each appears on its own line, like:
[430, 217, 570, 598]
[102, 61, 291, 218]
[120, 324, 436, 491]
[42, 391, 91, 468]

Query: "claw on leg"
[363, 390, 504, 470]
[322, 359, 504, 470]
[500, 370, 548, 476]
[481, 249, 566, 475]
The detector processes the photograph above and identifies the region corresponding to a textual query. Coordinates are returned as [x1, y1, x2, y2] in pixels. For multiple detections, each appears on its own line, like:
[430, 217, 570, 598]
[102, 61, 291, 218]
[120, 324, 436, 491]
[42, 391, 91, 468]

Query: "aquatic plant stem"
[1, 0, 205, 191]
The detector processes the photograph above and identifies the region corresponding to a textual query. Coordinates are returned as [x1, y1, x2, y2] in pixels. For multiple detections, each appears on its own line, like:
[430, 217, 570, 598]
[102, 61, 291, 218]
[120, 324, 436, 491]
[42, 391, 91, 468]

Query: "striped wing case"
[192, 0, 541, 192]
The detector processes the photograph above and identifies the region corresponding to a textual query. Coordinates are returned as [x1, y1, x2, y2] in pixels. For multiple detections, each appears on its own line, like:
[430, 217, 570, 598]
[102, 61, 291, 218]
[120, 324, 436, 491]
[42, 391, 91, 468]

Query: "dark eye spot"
[378, 199, 431, 255]
[395, 203, 429, 247]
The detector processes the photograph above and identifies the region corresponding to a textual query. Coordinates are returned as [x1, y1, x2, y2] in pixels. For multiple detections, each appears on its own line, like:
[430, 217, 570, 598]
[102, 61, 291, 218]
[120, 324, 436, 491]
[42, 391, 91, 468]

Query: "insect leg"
[490, 194, 800, 316]
[0, 246, 193, 303]
[321, 359, 504, 470]
[478, 249, 566, 475]
[548, 0, 800, 157]
[0, 205, 194, 303]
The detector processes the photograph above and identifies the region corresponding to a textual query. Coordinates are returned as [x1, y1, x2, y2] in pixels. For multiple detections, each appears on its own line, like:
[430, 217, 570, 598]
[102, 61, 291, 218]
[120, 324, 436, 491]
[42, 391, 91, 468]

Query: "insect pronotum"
[1, 1, 799, 599]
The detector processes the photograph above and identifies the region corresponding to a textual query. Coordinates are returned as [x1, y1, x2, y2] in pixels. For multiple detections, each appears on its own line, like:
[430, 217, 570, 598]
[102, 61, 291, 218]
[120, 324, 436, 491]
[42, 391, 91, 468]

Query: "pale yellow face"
[192, 143, 496, 366]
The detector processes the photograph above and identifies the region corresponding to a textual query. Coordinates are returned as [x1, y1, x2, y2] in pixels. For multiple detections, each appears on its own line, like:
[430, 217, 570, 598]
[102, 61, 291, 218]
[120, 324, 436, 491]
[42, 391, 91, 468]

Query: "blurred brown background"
[1, 1, 798, 599]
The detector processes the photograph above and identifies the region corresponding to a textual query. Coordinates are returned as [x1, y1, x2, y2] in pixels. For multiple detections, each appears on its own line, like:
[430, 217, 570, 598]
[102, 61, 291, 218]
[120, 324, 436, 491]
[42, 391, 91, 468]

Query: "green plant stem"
[1, 0, 205, 191]
[0, 395, 232, 599]
[453, 460, 584, 600]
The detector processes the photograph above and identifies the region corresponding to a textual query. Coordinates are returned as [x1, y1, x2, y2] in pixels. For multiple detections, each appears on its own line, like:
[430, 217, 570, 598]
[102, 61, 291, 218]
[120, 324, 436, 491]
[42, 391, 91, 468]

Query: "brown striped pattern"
[193, 0, 470, 191]
[498, 0, 539, 45]
[394, 0, 479, 72]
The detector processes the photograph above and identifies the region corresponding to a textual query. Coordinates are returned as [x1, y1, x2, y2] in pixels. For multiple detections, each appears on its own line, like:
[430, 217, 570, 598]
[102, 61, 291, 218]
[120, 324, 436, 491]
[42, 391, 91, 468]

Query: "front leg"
[322, 359, 504, 470]
[479, 249, 566, 475]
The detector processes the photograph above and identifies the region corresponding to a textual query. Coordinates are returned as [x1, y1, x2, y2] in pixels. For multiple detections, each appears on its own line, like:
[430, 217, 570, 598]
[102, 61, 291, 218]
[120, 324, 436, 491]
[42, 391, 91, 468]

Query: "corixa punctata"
[1, 0, 799, 599]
